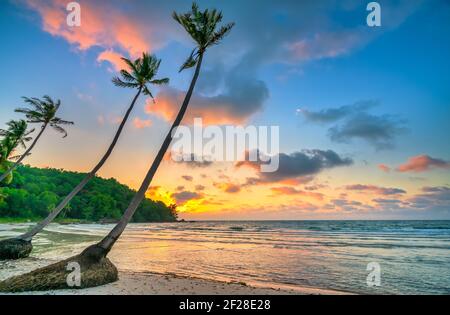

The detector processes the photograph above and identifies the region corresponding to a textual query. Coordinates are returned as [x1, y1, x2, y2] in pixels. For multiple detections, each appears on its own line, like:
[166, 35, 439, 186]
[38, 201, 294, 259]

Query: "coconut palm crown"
[15, 96, 73, 137]
[0, 120, 34, 154]
[173, 2, 235, 72]
[112, 53, 169, 102]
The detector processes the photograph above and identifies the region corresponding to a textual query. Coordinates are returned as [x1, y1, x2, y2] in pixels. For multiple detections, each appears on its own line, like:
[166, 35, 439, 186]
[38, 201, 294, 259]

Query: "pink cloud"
[25, 0, 153, 69]
[133, 117, 152, 129]
[378, 164, 391, 173]
[97, 50, 128, 72]
[396, 155, 450, 173]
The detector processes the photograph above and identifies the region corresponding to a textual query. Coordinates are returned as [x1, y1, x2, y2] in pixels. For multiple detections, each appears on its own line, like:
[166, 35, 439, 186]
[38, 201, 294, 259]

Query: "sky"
[0, 0, 449, 220]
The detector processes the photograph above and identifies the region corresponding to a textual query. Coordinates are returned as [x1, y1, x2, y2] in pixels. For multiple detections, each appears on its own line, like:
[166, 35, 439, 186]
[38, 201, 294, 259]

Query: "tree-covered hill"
[0, 165, 177, 222]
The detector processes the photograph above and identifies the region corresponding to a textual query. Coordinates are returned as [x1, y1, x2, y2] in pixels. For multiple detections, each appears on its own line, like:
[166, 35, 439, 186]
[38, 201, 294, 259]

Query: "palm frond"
[50, 117, 74, 126]
[179, 48, 198, 72]
[208, 22, 235, 47]
[119, 70, 137, 82]
[22, 97, 44, 112]
[112, 77, 140, 89]
[14, 108, 44, 121]
[149, 78, 169, 85]
[121, 57, 137, 73]
[142, 86, 155, 103]
[50, 124, 68, 138]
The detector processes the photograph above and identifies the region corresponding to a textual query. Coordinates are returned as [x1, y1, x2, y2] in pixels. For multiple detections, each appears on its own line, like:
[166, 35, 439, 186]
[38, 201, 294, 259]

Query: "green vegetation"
[0, 165, 177, 223]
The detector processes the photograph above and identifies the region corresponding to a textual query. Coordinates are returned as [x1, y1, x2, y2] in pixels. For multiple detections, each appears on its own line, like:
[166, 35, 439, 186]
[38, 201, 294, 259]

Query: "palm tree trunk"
[0, 124, 47, 183]
[19, 87, 143, 241]
[98, 53, 204, 254]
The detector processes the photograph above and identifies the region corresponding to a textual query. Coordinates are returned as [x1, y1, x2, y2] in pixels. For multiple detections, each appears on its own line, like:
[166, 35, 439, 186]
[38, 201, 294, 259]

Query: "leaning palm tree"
[0, 97, 73, 183]
[96, 4, 234, 257]
[0, 2, 233, 292]
[0, 120, 34, 184]
[0, 54, 168, 261]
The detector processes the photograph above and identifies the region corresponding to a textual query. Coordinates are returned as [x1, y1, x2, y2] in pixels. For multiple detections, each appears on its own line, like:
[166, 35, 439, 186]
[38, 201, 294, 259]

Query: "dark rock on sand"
[0, 238, 33, 260]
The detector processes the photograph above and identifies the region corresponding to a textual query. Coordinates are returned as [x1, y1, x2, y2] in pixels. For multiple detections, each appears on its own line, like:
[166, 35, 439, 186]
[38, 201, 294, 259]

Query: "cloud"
[328, 113, 407, 150]
[270, 186, 324, 200]
[287, 30, 368, 62]
[195, 185, 205, 191]
[422, 186, 450, 194]
[175, 185, 185, 191]
[132, 117, 152, 129]
[96, 113, 124, 126]
[304, 184, 328, 191]
[97, 49, 128, 72]
[325, 199, 368, 213]
[25, 0, 159, 70]
[406, 186, 450, 211]
[214, 183, 241, 194]
[25, 0, 423, 74]
[171, 191, 203, 204]
[299, 100, 378, 123]
[244, 175, 315, 187]
[169, 153, 213, 168]
[345, 184, 406, 195]
[237, 149, 353, 184]
[378, 164, 391, 173]
[300, 101, 407, 150]
[148, 73, 269, 125]
[372, 198, 403, 205]
[181, 175, 193, 182]
[396, 155, 450, 173]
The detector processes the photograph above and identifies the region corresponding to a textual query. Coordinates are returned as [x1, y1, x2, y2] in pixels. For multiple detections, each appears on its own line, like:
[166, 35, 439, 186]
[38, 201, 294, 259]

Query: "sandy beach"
[0, 250, 348, 295]
[0, 270, 348, 295]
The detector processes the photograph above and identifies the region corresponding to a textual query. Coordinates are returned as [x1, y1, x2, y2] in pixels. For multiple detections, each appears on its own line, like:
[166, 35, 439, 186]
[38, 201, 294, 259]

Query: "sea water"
[1, 220, 449, 294]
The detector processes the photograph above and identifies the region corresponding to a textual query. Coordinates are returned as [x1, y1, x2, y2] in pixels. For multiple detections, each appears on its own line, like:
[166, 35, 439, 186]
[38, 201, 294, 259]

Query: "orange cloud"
[270, 186, 324, 200]
[146, 95, 245, 125]
[396, 155, 450, 173]
[133, 117, 152, 129]
[26, 0, 152, 68]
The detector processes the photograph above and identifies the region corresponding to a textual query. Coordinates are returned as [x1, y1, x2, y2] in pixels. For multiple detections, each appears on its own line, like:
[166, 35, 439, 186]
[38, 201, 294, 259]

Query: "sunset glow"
[1, 0, 449, 221]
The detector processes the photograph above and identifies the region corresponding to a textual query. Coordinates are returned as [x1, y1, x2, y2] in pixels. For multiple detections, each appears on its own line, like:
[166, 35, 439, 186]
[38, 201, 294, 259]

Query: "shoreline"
[0, 270, 350, 295]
